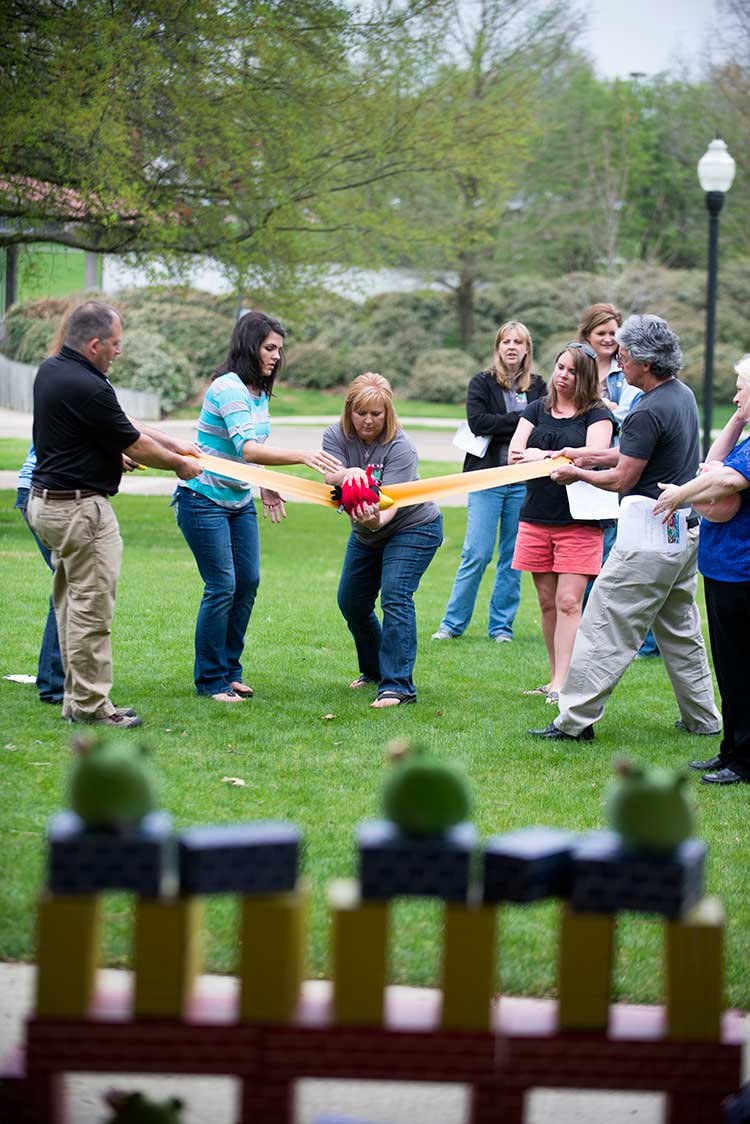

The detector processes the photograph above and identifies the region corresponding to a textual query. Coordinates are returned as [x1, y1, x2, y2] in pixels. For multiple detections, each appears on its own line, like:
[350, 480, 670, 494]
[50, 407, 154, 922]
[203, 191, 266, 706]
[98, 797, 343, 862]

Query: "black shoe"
[688, 755, 722, 772]
[675, 720, 720, 736]
[700, 767, 744, 785]
[528, 722, 594, 742]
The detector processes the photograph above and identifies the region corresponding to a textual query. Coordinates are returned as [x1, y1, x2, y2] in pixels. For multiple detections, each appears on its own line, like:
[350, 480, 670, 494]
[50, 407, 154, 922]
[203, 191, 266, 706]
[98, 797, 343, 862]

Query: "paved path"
[0, 408, 467, 502]
[0, 963, 669, 1124]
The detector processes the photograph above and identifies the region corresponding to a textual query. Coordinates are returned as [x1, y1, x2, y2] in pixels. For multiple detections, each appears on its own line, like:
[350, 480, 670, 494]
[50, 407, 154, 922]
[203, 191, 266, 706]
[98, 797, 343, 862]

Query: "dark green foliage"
[4, 262, 748, 409]
[341, 345, 405, 389]
[362, 290, 453, 338]
[10, 319, 58, 365]
[404, 348, 477, 403]
[113, 327, 195, 413]
[284, 341, 348, 389]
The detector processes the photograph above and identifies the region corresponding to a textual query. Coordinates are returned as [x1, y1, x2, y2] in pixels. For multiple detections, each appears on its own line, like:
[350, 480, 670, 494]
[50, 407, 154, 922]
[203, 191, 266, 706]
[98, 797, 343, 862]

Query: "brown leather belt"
[31, 487, 102, 501]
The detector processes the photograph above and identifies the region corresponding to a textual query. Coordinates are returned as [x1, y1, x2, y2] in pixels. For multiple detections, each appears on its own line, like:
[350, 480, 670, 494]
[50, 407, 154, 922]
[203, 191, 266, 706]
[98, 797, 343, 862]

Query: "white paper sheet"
[452, 421, 490, 458]
[565, 480, 620, 520]
[615, 495, 689, 552]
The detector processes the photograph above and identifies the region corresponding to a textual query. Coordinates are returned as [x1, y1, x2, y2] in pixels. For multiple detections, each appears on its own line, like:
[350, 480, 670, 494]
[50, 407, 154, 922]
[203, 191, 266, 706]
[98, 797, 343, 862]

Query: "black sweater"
[462, 369, 547, 472]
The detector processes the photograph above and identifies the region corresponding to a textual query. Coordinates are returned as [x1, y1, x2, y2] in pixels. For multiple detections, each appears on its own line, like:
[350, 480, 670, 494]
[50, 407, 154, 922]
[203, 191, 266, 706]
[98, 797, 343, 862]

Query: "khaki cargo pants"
[28, 492, 123, 720]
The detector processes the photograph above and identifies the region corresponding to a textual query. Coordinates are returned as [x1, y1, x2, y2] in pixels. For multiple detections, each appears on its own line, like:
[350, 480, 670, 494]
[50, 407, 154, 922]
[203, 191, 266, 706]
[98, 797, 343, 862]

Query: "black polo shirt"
[32, 346, 140, 495]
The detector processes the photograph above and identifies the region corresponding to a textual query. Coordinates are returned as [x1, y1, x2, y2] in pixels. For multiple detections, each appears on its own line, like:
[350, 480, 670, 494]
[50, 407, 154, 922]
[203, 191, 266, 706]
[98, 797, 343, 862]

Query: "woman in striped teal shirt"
[175, 312, 342, 702]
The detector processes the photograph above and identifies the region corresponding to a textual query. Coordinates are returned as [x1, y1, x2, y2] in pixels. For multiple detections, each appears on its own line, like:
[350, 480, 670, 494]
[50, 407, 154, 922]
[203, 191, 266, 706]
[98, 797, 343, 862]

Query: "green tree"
[0, 0, 434, 279]
[510, 65, 740, 283]
[344, 0, 580, 349]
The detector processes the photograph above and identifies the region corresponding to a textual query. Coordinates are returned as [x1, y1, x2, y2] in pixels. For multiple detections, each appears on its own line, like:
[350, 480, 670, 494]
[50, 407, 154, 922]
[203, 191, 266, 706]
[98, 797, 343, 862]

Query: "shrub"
[681, 342, 742, 403]
[4, 297, 78, 362]
[123, 305, 232, 383]
[369, 326, 437, 381]
[283, 341, 347, 389]
[340, 345, 403, 389]
[403, 349, 477, 403]
[114, 327, 195, 412]
[362, 289, 453, 339]
[9, 319, 59, 365]
[474, 278, 572, 352]
[269, 286, 362, 344]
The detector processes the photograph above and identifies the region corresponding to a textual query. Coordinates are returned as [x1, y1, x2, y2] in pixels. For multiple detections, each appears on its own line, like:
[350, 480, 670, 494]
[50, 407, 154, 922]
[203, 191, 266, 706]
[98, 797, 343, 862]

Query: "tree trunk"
[456, 257, 476, 350]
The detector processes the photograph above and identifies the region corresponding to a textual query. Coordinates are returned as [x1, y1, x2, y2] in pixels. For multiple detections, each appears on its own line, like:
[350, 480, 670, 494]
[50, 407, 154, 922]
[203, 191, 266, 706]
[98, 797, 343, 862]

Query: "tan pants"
[27, 493, 122, 719]
[557, 528, 721, 736]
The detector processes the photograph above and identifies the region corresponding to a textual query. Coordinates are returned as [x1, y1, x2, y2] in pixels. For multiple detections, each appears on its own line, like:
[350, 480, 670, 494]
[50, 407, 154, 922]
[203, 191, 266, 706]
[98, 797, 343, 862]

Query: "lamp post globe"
[698, 138, 736, 458]
[698, 138, 736, 193]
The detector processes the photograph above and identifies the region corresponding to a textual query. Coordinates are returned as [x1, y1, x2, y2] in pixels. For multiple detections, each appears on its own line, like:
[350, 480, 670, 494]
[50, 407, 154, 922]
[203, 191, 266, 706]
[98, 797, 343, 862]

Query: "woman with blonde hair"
[323, 373, 442, 707]
[432, 321, 546, 642]
[509, 343, 615, 704]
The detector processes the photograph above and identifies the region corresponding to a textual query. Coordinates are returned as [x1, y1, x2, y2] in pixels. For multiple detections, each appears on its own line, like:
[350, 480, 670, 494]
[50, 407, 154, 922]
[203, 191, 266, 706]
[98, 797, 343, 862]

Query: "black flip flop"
[371, 691, 417, 706]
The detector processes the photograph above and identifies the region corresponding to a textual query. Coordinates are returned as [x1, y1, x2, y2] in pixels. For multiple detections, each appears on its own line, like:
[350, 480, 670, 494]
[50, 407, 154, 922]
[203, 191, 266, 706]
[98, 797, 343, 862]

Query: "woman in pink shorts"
[509, 343, 615, 705]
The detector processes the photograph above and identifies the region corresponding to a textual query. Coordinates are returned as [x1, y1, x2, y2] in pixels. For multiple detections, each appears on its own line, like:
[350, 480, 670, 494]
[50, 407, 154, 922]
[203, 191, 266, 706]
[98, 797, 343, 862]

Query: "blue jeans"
[337, 515, 443, 700]
[175, 488, 261, 696]
[440, 484, 525, 638]
[585, 521, 659, 656]
[15, 488, 65, 702]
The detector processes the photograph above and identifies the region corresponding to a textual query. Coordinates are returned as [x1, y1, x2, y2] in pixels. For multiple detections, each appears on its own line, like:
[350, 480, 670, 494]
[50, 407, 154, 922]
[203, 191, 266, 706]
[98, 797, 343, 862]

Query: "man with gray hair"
[529, 314, 721, 742]
[28, 300, 201, 728]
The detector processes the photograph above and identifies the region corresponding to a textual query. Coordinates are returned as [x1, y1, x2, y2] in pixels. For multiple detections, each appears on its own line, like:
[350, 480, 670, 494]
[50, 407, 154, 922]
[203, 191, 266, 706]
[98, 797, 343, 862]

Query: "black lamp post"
[697, 138, 736, 458]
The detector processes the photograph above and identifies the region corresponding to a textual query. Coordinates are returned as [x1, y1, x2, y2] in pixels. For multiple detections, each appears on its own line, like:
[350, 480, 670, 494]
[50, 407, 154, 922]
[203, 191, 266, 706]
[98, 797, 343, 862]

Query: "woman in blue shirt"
[654, 355, 750, 785]
[175, 312, 341, 702]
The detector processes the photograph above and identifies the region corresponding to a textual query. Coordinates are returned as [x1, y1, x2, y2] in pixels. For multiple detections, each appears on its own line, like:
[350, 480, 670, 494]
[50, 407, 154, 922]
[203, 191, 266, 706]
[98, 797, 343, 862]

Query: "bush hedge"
[404, 348, 477, 403]
[3, 262, 747, 409]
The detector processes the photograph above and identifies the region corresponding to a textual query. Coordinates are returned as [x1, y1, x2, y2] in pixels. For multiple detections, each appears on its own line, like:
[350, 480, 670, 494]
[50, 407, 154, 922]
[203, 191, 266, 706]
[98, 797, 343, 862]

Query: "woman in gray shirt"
[323, 373, 443, 707]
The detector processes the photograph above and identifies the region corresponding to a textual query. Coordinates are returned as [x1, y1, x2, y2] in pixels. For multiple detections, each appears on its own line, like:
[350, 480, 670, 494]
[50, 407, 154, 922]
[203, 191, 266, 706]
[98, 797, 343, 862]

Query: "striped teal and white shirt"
[183, 372, 271, 508]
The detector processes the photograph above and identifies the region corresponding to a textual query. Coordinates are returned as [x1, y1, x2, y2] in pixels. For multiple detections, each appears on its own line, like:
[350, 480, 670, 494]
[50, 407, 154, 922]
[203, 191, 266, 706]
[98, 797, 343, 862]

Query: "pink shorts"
[512, 521, 604, 576]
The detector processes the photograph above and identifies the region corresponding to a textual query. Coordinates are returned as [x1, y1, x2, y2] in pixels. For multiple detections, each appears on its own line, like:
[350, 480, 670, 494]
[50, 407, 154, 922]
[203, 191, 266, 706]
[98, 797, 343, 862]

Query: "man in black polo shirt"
[528, 314, 720, 742]
[28, 300, 201, 727]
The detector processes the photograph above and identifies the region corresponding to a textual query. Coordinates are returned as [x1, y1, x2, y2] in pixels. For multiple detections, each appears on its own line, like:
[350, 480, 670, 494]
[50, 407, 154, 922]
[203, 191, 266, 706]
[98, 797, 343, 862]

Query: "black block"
[357, 819, 477, 902]
[178, 821, 301, 895]
[570, 830, 706, 919]
[48, 810, 175, 897]
[482, 826, 578, 903]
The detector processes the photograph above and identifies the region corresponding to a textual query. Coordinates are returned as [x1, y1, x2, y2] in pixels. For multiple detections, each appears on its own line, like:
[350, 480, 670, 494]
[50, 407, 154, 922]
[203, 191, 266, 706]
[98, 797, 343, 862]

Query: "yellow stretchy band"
[194, 452, 571, 511]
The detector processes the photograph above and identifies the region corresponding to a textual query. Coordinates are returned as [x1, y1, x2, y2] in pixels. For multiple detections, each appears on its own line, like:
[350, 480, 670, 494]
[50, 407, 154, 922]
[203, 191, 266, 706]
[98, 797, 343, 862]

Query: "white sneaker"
[493, 634, 512, 643]
[431, 628, 455, 640]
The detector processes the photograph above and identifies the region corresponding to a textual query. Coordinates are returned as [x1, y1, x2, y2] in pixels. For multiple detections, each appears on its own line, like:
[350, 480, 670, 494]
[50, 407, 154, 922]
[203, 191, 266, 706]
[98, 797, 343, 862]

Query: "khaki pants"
[27, 493, 122, 719]
[557, 528, 721, 736]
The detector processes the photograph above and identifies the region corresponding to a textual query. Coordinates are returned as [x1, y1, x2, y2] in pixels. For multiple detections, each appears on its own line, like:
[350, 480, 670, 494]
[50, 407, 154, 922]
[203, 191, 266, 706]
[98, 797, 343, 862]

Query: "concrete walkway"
[0, 407, 468, 502]
[0, 962, 676, 1124]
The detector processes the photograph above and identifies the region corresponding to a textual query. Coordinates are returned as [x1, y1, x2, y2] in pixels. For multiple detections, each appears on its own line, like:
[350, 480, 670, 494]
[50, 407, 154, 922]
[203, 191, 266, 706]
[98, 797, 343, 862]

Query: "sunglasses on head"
[565, 341, 597, 361]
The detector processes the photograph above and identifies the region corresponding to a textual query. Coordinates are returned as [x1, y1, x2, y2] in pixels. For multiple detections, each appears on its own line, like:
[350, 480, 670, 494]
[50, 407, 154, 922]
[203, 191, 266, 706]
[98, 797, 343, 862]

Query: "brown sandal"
[522, 685, 550, 697]
[230, 681, 254, 698]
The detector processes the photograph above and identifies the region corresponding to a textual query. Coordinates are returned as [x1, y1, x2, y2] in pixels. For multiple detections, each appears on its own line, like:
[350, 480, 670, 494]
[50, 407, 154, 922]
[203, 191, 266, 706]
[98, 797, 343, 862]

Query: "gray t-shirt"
[322, 423, 440, 546]
[618, 378, 700, 500]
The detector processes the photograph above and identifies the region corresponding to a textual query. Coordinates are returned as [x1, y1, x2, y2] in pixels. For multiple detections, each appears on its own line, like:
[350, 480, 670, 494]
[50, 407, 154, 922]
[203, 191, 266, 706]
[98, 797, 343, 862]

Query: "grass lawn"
[1, 488, 749, 1010]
